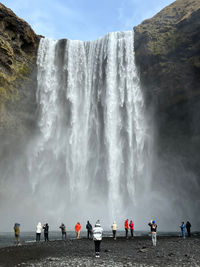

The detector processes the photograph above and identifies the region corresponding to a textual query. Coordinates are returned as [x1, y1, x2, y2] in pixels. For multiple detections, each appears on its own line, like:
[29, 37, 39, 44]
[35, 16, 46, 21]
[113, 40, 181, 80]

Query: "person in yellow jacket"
[111, 221, 117, 240]
[14, 223, 20, 245]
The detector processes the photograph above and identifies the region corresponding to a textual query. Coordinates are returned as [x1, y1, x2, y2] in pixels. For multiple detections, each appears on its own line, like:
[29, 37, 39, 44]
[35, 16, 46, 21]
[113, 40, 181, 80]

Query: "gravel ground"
[0, 236, 199, 267]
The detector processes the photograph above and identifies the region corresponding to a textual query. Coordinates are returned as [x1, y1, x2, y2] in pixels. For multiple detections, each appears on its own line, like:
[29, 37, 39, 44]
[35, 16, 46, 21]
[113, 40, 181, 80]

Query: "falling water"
[27, 31, 151, 226]
[1, 31, 200, 232]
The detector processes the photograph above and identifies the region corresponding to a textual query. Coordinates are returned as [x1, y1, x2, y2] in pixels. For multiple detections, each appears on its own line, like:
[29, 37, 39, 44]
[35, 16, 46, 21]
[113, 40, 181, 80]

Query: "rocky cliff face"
[134, 0, 200, 220]
[134, 0, 200, 147]
[134, 0, 200, 111]
[0, 3, 40, 137]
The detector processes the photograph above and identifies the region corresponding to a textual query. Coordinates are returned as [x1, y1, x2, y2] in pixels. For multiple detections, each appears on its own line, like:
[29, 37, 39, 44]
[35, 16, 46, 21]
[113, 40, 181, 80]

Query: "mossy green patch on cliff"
[0, 38, 13, 57]
[0, 58, 34, 120]
[0, 72, 18, 119]
[13, 60, 31, 79]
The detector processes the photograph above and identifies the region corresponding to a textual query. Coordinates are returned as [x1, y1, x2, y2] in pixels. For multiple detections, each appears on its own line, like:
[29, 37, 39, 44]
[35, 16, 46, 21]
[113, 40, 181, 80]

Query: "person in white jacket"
[111, 221, 117, 240]
[93, 220, 103, 258]
[36, 222, 42, 242]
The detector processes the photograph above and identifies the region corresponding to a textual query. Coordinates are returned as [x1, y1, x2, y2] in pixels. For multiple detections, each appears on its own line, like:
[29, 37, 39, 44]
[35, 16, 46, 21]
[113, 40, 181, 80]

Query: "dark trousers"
[130, 229, 134, 237]
[62, 232, 66, 240]
[187, 229, 191, 237]
[125, 228, 128, 238]
[94, 240, 101, 254]
[113, 230, 116, 239]
[44, 233, 49, 241]
[87, 230, 92, 239]
[36, 233, 41, 241]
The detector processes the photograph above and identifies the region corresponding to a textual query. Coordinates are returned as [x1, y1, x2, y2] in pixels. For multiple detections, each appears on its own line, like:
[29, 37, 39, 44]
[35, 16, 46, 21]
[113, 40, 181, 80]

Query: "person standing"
[124, 219, 129, 239]
[180, 222, 186, 239]
[14, 223, 20, 245]
[93, 220, 103, 258]
[75, 222, 81, 239]
[186, 221, 191, 237]
[111, 221, 117, 240]
[86, 221, 93, 239]
[59, 223, 67, 240]
[43, 223, 49, 242]
[129, 220, 134, 238]
[148, 220, 157, 246]
[36, 222, 42, 242]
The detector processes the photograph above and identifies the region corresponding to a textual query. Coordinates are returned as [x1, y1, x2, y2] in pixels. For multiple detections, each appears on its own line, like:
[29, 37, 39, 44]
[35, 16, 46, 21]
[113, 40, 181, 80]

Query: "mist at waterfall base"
[0, 31, 199, 232]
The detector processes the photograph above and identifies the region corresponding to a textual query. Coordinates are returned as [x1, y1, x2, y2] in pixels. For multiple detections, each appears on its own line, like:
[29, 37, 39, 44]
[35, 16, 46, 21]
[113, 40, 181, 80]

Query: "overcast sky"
[2, 0, 174, 41]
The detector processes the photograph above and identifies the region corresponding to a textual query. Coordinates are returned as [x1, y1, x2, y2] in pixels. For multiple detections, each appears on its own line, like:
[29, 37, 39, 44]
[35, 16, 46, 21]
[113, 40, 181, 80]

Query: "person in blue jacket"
[180, 222, 186, 239]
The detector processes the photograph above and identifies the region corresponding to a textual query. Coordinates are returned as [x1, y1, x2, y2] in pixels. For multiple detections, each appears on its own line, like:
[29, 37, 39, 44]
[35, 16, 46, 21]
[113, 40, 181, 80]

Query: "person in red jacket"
[75, 222, 81, 239]
[124, 219, 129, 239]
[129, 220, 134, 238]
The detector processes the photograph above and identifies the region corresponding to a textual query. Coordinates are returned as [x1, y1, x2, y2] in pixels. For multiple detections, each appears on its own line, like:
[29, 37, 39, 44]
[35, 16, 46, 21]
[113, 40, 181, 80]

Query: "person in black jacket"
[148, 220, 157, 246]
[86, 221, 93, 239]
[43, 223, 49, 242]
[186, 221, 191, 237]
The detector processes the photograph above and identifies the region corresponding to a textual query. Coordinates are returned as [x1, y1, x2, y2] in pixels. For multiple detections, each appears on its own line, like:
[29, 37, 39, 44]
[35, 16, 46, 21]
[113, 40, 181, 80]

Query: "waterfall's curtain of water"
[1, 31, 200, 231]
[28, 31, 152, 225]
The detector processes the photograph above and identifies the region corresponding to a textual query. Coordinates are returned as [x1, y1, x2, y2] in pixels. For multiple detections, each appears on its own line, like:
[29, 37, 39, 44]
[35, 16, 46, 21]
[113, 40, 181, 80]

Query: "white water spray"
[28, 31, 151, 226]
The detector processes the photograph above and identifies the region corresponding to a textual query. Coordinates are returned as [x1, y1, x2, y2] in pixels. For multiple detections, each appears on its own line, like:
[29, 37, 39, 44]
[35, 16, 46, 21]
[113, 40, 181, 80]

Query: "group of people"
[36, 222, 49, 242]
[124, 219, 134, 239]
[180, 221, 192, 239]
[147, 220, 192, 247]
[13, 219, 192, 257]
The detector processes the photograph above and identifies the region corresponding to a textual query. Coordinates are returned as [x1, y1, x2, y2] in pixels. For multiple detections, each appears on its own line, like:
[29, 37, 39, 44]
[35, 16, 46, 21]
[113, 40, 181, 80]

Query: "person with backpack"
[86, 221, 93, 239]
[93, 220, 103, 258]
[14, 223, 20, 245]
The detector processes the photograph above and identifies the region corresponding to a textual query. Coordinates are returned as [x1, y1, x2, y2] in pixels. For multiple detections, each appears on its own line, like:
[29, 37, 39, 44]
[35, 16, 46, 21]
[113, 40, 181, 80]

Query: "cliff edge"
[0, 3, 40, 136]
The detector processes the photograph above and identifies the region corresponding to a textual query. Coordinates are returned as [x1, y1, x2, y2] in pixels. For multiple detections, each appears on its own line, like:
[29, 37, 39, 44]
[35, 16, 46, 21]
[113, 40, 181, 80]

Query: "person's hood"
[37, 222, 42, 227]
[95, 220, 101, 227]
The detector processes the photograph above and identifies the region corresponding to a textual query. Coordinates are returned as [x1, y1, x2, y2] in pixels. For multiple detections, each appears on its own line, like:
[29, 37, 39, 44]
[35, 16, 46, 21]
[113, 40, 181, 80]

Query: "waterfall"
[28, 31, 151, 226]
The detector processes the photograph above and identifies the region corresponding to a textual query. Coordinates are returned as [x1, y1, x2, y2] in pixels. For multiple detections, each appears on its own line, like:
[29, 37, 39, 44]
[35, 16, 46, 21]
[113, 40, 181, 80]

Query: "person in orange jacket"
[129, 220, 134, 238]
[75, 222, 81, 239]
[124, 219, 129, 239]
